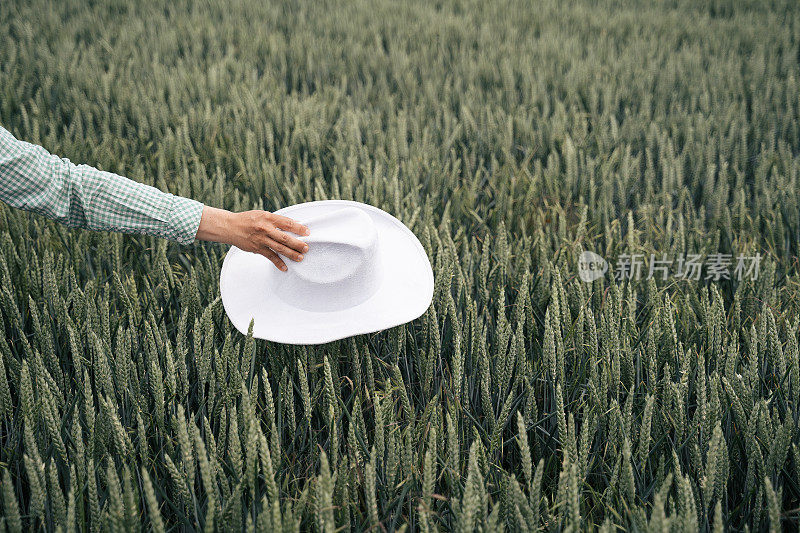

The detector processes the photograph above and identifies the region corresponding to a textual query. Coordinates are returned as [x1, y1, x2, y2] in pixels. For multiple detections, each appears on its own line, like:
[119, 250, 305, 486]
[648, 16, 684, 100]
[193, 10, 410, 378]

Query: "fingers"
[265, 237, 305, 262]
[246, 212, 309, 268]
[266, 226, 308, 256]
[272, 214, 310, 236]
[259, 247, 287, 272]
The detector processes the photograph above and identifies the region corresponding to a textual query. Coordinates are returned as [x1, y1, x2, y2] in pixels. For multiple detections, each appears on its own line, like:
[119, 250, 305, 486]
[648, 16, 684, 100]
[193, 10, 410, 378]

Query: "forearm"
[0, 125, 203, 244]
[71, 162, 203, 244]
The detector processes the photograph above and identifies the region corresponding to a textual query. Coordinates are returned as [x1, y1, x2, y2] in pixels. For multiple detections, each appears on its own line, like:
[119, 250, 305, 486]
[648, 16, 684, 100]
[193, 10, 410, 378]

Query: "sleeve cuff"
[165, 195, 204, 245]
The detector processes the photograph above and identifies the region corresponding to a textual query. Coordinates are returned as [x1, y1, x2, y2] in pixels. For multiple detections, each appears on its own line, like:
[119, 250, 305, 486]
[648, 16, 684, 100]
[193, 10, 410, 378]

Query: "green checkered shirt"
[0, 125, 203, 245]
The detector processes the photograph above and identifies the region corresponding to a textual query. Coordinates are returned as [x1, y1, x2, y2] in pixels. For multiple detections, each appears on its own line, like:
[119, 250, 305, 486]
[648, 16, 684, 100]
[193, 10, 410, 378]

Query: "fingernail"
[281, 265, 287, 271]
[302, 244, 309, 252]
[304, 228, 310, 236]
[297, 254, 304, 261]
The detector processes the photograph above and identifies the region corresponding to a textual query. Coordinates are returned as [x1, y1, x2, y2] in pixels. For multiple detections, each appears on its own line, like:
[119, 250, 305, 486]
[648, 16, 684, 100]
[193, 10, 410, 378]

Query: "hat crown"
[274, 207, 384, 312]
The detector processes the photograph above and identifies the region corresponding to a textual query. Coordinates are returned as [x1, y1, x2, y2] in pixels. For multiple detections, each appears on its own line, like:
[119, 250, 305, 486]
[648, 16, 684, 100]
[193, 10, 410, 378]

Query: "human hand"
[196, 206, 309, 271]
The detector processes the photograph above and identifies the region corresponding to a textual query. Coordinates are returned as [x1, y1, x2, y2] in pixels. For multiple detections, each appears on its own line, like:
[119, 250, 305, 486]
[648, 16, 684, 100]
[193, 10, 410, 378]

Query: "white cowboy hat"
[219, 200, 434, 344]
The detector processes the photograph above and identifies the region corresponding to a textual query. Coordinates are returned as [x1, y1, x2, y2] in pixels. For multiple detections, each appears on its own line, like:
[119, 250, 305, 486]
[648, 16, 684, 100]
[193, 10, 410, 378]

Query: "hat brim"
[219, 200, 434, 345]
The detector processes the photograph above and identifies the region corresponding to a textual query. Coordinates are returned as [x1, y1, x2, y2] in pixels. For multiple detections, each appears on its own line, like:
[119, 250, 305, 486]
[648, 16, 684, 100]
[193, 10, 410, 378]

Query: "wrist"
[196, 206, 238, 245]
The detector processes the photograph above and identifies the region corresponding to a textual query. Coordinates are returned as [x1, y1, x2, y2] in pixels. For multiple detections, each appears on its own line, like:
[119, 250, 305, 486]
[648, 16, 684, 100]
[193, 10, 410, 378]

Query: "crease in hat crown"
[273, 206, 384, 312]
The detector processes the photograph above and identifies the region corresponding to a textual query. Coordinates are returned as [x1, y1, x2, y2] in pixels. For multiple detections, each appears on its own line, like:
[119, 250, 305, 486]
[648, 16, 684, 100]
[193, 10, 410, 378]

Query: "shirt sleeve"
[0, 125, 204, 245]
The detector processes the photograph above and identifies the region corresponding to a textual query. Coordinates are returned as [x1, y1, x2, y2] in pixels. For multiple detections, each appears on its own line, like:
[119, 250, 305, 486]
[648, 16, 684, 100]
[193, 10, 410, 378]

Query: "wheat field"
[1, 0, 800, 531]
